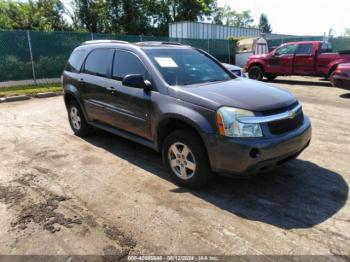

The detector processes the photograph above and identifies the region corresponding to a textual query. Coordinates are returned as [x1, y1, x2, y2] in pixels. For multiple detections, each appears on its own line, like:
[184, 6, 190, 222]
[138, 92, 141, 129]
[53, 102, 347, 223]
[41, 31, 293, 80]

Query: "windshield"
[144, 48, 233, 86]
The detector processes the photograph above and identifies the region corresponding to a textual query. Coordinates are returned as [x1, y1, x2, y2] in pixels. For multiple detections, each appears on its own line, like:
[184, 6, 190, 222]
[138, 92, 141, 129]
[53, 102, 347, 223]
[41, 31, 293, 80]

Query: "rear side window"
[321, 42, 333, 53]
[112, 50, 147, 81]
[84, 49, 113, 77]
[275, 44, 296, 56]
[66, 49, 85, 72]
[296, 44, 313, 55]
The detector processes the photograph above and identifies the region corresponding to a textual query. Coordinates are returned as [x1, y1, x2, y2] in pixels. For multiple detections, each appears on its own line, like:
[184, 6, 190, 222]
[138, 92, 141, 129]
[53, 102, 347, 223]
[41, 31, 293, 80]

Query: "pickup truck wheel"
[68, 100, 93, 136]
[266, 74, 277, 81]
[248, 66, 263, 81]
[162, 129, 213, 188]
[329, 71, 336, 87]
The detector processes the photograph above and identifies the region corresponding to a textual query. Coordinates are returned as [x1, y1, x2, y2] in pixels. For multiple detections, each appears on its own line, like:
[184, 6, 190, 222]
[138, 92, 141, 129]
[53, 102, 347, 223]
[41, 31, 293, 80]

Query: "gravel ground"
[0, 76, 349, 260]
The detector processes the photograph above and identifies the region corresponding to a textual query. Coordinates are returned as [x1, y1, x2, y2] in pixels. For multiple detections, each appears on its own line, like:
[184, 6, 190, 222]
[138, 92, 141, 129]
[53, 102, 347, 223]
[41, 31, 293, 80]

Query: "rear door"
[268, 44, 296, 74]
[293, 43, 315, 75]
[79, 48, 114, 122]
[104, 49, 152, 139]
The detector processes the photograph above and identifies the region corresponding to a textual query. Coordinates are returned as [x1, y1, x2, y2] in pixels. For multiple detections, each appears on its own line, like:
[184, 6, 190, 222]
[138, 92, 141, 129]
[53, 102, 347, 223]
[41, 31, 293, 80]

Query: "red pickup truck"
[245, 41, 350, 81]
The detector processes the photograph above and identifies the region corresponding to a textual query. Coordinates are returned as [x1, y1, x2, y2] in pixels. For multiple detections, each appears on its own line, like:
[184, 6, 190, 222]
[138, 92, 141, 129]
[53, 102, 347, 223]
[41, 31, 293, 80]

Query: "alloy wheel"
[168, 142, 196, 180]
[70, 106, 81, 130]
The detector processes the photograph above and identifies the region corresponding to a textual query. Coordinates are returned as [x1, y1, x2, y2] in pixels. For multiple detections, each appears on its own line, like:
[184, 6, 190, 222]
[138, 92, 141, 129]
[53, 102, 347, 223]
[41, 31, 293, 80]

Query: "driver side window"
[275, 44, 297, 56]
[112, 50, 147, 81]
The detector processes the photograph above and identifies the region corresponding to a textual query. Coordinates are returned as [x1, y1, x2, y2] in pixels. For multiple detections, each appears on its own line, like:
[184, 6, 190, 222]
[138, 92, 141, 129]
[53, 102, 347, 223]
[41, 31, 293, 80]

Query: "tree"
[258, 13, 272, 33]
[1, 0, 218, 35]
[213, 5, 254, 28]
[74, 0, 106, 32]
[0, 0, 70, 31]
[147, 0, 216, 35]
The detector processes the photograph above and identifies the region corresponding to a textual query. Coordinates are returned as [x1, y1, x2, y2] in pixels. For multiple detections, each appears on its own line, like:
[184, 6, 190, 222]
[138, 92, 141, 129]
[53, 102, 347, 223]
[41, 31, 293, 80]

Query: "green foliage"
[0, 55, 32, 81]
[0, 0, 71, 31]
[0, 0, 217, 35]
[0, 83, 62, 97]
[258, 13, 272, 34]
[213, 5, 254, 28]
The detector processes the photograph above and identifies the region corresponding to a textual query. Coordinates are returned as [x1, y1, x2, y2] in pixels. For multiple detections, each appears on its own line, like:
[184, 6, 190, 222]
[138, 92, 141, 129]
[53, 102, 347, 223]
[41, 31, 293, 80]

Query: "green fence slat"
[0, 30, 236, 82]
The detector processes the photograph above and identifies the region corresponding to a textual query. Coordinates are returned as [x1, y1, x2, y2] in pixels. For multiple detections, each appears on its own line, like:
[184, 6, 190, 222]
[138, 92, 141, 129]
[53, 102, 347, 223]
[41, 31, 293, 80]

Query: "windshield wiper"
[205, 79, 227, 83]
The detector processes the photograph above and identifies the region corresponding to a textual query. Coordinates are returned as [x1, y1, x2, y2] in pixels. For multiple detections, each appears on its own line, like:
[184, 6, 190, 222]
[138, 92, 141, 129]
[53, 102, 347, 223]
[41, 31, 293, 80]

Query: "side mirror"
[122, 74, 152, 91]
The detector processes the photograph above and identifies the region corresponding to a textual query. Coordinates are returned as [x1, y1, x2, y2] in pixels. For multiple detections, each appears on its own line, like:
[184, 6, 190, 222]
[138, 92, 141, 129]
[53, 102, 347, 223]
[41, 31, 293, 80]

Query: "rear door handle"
[106, 86, 117, 92]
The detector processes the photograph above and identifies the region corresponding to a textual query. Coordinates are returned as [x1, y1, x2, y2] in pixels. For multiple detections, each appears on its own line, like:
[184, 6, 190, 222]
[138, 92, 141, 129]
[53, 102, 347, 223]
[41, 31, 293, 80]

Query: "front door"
[103, 49, 152, 140]
[293, 43, 315, 75]
[267, 44, 296, 74]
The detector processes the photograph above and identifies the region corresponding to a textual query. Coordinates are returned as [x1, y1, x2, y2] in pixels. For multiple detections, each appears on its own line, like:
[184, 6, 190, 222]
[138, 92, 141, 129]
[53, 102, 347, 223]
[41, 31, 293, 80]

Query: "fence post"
[139, 35, 143, 42]
[91, 32, 94, 40]
[26, 30, 37, 85]
[227, 40, 231, 64]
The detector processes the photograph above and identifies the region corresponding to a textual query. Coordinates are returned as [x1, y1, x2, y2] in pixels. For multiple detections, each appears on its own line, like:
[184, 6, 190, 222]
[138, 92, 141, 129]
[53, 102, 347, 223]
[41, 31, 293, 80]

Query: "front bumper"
[204, 116, 312, 175]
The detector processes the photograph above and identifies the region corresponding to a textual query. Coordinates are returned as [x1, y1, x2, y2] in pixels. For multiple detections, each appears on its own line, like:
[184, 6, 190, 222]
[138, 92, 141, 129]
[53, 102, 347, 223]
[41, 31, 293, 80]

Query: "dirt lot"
[0, 76, 349, 259]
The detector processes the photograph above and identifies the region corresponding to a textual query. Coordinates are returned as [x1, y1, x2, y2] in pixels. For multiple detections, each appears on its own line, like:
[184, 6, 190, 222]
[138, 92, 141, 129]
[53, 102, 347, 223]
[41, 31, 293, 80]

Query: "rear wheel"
[248, 65, 264, 81]
[68, 100, 93, 136]
[162, 129, 213, 188]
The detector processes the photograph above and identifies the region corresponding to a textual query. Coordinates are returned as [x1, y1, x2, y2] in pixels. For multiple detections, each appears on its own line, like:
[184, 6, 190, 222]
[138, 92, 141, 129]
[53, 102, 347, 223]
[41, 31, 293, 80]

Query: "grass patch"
[0, 83, 62, 97]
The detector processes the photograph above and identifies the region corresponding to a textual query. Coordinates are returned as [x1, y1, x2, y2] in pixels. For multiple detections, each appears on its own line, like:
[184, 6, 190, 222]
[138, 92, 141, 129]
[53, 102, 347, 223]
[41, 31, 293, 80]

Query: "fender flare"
[64, 85, 89, 121]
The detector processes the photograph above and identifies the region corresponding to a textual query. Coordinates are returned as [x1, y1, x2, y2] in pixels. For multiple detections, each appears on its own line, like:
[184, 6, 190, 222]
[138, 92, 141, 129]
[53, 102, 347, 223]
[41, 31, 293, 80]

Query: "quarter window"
[84, 49, 113, 77]
[275, 44, 297, 56]
[296, 44, 313, 55]
[113, 50, 147, 81]
[66, 49, 85, 72]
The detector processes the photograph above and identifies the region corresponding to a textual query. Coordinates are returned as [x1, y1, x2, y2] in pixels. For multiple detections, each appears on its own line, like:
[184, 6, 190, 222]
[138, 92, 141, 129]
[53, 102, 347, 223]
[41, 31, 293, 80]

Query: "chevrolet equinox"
[62, 40, 312, 188]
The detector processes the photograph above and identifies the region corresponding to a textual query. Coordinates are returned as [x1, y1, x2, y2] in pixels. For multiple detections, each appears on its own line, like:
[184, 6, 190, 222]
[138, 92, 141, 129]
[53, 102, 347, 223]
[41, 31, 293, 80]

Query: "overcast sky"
[217, 0, 349, 36]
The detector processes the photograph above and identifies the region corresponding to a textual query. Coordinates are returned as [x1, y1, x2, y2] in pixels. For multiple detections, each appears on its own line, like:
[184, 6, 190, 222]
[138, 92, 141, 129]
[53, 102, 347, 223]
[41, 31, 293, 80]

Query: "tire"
[67, 100, 93, 136]
[162, 129, 213, 189]
[265, 74, 277, 81]
[248, 65, 264, 81]
[329, 70, 336, 87]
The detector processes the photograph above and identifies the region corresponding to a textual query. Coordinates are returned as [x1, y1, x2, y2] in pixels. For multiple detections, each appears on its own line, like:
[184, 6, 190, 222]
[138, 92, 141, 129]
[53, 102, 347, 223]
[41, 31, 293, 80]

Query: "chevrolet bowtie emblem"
[288, 110, 296, 119]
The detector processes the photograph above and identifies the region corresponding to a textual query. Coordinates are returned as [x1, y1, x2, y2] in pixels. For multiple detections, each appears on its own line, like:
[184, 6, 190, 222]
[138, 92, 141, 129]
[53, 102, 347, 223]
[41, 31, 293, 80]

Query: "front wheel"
[248, 66, 264, 81]
[162, 129, 213, 188]
[329, 71, 336, 87]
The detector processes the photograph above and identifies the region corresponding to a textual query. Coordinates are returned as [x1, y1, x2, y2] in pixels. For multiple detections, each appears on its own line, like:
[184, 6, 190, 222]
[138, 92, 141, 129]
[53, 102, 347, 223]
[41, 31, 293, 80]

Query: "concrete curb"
[35, 92, 63, 98]
[0, 93, 63, 103]
[0, 95, 31, 103]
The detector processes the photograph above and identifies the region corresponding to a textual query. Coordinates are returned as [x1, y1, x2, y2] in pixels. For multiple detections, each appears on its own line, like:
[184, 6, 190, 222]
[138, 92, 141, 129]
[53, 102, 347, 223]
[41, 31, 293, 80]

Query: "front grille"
[261, 101, 299, 116]
[267, 109, 304, 135]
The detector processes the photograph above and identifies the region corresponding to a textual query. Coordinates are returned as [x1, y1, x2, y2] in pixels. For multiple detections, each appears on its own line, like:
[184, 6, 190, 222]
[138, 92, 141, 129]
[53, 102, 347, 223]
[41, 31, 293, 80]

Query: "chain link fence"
[0, 30, 236, 83]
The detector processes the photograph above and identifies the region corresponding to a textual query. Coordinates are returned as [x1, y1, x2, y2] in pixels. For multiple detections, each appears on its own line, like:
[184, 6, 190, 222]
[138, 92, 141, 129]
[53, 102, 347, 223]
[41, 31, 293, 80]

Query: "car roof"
[79, 40, 192, 49]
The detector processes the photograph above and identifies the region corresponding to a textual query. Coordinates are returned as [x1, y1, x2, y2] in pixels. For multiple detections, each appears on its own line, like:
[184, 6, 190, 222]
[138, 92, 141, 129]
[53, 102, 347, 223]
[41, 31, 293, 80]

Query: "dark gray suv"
[62, 40, 311, 188]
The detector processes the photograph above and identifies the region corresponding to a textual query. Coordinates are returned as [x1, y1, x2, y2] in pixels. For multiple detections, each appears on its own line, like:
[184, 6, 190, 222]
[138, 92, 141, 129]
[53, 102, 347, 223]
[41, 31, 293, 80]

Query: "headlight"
[216, 107, 263, 137]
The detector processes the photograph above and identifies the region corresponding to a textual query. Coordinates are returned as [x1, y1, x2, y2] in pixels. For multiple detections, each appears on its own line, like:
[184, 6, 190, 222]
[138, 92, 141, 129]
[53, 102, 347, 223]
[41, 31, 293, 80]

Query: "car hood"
[173, 78, 297, 112]
[249, 54, 268, 60]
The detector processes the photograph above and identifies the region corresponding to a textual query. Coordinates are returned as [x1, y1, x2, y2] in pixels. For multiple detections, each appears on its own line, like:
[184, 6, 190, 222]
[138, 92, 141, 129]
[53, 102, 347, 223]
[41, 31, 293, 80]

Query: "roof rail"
[81, 40, 129, 45]
[134, 41, 185, 46]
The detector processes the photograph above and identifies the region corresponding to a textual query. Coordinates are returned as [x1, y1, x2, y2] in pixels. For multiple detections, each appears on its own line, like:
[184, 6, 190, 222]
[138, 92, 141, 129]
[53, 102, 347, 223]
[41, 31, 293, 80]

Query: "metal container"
[169, 22, 260, 40]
